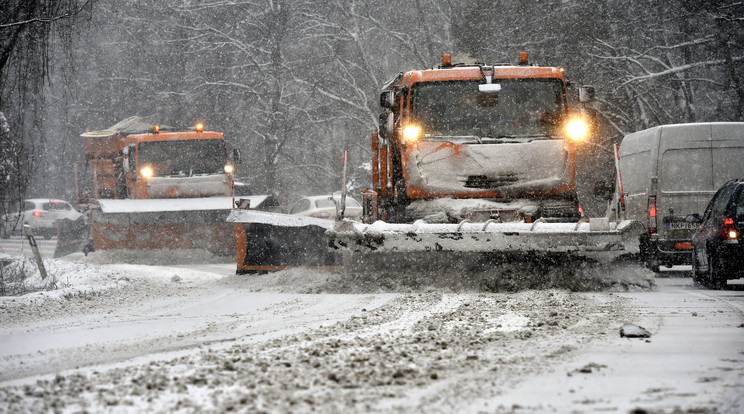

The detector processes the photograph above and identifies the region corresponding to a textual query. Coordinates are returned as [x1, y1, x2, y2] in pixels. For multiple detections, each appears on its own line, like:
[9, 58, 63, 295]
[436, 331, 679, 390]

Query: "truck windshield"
[138, 139, 227, 177]
[410, 78, 567, 140]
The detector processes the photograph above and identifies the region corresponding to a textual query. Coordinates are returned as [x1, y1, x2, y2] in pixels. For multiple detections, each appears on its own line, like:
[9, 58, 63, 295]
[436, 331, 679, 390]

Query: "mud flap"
[54, 217, 93, 258]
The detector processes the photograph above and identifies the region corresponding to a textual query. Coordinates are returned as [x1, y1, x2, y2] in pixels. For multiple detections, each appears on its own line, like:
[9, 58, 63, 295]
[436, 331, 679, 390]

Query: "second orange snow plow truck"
[80, 116, 238, 256]
[231, 54, 644, 273]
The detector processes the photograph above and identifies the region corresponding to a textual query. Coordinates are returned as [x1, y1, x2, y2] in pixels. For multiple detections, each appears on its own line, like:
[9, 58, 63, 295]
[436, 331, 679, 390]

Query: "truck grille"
[464, 175, 519, 188]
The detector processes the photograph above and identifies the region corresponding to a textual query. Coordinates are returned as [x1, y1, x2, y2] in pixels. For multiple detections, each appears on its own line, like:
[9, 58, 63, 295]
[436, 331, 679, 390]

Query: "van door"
[657, 124, 713, 243]
[711, 123, 744, 187]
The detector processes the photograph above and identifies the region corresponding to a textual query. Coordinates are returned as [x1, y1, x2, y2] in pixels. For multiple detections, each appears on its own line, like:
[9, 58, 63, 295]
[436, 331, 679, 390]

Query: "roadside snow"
[0, 254, 741, 413]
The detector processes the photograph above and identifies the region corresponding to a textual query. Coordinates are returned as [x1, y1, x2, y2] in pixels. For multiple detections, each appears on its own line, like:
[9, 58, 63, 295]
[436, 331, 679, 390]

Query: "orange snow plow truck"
[79, 116, 239, 257]
[231, 54, 644, 273]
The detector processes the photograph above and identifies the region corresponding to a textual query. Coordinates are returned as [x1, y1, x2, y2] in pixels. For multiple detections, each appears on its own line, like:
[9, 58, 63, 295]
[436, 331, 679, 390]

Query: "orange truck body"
[367, 54, 587, 223]
[80, 117, 236, 256]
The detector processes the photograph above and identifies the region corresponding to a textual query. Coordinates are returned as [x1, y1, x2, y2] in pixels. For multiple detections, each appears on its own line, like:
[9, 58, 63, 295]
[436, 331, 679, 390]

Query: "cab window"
[290, 199, 311, 214]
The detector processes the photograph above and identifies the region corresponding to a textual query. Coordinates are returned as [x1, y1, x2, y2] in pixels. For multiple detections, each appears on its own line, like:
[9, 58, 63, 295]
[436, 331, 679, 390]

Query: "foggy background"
[2, 0, 742, 213]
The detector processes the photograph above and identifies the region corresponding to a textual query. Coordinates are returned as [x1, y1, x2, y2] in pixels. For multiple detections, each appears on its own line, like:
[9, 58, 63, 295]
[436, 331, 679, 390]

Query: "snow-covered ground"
[0, 247, 742, 413]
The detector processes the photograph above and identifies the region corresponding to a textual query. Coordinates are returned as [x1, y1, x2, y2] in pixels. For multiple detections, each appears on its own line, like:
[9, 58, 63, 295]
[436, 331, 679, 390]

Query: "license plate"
[667, 222, 697, 230]
[675, 242, 692, 250]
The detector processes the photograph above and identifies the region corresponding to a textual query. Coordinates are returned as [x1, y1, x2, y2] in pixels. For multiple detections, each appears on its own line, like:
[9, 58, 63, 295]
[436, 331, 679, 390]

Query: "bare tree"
[0, 0, 93, 211]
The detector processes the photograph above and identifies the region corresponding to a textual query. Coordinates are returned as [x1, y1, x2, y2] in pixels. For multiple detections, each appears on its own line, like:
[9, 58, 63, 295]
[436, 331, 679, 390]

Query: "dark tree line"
[0, 0, 93, 213]
[1, 0, 742, 212]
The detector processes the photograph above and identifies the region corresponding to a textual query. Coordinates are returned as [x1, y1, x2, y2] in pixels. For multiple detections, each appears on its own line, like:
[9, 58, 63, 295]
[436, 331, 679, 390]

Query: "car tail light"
[33, 210, 42, 218]
[647, 196, 657, 234]
[721, 217, 738, 240]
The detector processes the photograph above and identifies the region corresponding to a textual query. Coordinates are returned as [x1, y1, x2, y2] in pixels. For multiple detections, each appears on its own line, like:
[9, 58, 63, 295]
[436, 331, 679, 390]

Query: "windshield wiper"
[479, 133, 559, 142]
[424, 135, 483, 144]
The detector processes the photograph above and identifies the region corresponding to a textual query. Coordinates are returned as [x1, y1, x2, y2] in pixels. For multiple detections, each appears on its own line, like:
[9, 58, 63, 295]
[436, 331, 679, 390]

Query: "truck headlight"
[224, 164, 234, 174]
[565, 118, 589, 141]
[402, 125, 422, 142]
[141, 166, 154, 179]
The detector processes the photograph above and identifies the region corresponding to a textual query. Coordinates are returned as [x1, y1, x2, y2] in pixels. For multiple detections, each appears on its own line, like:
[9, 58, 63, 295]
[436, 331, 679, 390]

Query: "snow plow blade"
[228, 210, 341, 274]
[327, 219, 645, 276]
[89, 197, 236, 257]
[329, 219, 643, 255]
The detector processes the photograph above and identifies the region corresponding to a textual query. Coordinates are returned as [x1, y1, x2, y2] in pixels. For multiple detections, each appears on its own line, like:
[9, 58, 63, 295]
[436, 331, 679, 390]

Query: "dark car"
[690, 178, 744, 288]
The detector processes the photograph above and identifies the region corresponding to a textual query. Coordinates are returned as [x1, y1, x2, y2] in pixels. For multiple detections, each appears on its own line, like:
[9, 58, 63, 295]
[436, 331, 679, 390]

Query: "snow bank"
[0, 254, 226, 310]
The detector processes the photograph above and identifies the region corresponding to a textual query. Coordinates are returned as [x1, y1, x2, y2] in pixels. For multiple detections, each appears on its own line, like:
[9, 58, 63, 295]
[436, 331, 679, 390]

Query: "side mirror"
[380, 90, 396, 109]
[378, 112, 394, 139]
[579, 85, 595, 103]
[232, 148, 241, 163]
[685, 213, 702, 223]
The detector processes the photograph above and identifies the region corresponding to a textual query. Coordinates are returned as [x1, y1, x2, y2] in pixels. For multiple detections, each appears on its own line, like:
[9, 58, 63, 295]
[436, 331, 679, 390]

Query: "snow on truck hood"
[405, 140, 571, 194]
[97, 196, 266, 213]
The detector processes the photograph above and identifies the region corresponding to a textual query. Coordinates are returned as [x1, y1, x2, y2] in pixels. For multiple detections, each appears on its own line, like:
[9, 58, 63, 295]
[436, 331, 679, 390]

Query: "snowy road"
[0, 260, 743, 413]
[0, 235, 56, 259]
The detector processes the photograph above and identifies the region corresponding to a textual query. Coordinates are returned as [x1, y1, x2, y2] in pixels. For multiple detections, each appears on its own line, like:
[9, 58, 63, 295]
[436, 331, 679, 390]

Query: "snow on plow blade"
[328, 219, 644, 261]
[227, 210, 341, 274]
[90, 197, 235, 257]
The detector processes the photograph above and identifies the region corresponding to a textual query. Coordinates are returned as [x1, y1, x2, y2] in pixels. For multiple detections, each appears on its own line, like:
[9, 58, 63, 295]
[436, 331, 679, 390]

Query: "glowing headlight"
[224, 164, 234, 174]
[565, 119, 589, 141]
[140, 166, 154, 179]
[402, 125, 422, 142]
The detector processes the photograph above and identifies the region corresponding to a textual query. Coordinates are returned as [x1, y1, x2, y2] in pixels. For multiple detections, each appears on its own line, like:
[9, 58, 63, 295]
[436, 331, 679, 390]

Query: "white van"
[616, 122, 744, 272]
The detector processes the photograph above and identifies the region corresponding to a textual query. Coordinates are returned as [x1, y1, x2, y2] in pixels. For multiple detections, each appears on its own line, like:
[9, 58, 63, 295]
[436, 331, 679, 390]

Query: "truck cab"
[122, 128, 233, 199]
[370, 53, 593, 223]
